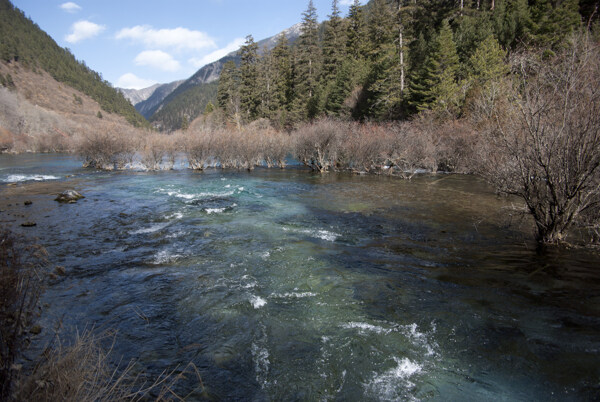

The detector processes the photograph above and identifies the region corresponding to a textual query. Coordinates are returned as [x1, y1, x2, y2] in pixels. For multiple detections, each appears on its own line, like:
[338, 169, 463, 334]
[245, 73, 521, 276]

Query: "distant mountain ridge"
[146, 22, 303, 131]
[119, 84, 161, 105]
[118, 80, 184, 119]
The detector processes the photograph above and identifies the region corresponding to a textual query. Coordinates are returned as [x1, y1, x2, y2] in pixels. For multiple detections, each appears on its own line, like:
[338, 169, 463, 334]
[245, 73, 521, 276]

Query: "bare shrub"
[76, 124, 138, 170]
[293, 119, 344, 172]
[339, 122, 385, 173]
[183, 128, 215, 170]
[261, 130, 291, 168]
[1, 228, 48, 399]
[478, 33, 600, 244]
[140, 133, 177, 170]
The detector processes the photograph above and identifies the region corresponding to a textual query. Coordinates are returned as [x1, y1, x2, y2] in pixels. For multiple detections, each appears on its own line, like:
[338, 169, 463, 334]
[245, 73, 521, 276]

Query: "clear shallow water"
[1, 154, 600, 400]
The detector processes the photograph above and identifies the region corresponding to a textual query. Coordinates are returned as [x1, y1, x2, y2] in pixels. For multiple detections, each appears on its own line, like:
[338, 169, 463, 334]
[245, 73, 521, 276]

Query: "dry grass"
[0, 227, 48, 399]
[0, 226, 205, 401]
[12, 328, 205, 402]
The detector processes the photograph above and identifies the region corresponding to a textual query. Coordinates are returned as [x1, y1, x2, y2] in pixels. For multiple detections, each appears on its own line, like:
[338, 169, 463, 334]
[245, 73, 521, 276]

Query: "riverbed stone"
[55, 190, 84, 203]
[24, 200, 32, 205]
[21, 221, 36, 227]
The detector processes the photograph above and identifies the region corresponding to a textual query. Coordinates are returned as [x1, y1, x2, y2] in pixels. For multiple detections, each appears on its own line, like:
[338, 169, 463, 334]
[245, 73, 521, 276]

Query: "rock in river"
[55, 190, 84, 203]
[21, 221, 36, 227]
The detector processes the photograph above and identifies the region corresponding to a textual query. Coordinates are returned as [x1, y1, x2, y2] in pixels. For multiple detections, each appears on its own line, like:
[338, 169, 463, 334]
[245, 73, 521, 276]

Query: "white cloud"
[59, 2, 81, 13]
[115, 25, 217, 52]
[116, 73, 156, 90]
[189, 37, 245, 69]
[65, 20, 106, 43]
[339, 0, 358, 5]
[134, 50, 180, 72]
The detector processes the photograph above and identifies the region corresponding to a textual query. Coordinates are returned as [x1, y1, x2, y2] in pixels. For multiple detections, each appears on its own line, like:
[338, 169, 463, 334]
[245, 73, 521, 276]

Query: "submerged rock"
[54, 266, 66, 276]
[21, 221, 36, 227]
[55, 190, 84, 203]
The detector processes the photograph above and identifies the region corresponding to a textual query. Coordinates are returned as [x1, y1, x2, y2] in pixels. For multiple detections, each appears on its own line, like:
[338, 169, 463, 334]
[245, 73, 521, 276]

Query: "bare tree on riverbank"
[478, 33, 600, 244]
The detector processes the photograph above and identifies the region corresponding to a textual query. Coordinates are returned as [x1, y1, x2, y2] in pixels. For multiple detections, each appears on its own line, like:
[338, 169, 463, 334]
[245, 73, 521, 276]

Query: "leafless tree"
[479, 33, 600, 243]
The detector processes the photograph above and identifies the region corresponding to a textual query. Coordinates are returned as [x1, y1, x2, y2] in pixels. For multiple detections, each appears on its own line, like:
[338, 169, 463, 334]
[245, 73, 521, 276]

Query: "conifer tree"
[294, 0, 322, 119]
[271, 34, 293, 116]
[322, 0, 346, 83]
[367, 0, 396, 60]
[530, 0, 580, 47]
[468, 35, 508, 85]
[238, 35, 260, 121]
[346, 0, 368, 59]
[217, 60, 240, 123]
[410, 20, 462, 116]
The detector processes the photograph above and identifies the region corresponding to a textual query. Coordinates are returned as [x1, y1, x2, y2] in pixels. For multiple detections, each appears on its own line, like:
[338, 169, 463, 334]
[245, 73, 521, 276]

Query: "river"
[1, 154, 599, 400]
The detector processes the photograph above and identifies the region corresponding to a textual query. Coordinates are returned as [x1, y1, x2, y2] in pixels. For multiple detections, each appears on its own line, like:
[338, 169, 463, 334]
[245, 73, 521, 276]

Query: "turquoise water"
[2, 154, 599, 400]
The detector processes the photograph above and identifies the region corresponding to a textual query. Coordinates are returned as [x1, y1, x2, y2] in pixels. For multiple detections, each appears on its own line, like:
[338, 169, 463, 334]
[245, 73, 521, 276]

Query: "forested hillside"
[151, 81, 218, 131]
[216, 0, 595, 128]
[0, 0, 148, 128]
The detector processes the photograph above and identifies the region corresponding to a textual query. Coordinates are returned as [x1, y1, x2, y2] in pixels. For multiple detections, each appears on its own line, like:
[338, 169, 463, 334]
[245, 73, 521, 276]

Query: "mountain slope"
[119, 84, 161, 105]
[133, 80, 184, 119]
[0, 0, 148, 128]
[150, 23, 302, 131]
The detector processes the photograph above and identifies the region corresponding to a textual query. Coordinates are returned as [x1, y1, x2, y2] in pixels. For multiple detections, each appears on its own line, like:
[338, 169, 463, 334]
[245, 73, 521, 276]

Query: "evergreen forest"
[216, 0, 597, 127]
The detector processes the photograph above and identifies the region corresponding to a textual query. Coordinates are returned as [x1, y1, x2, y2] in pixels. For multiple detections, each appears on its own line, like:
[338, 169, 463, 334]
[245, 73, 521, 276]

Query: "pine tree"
[530, 0, 580, 48]
[322, 0, 346, 83]
[468, 35, 508, 85]
[294, 0, 322, 119]
[410, 20, 462, 116]
[491, 0, 531, 48]
[346, 0, 368, 59]
[217, 60, 240, 123]
[238, 35, 260, 121]
[367, 0, 396, 60]
[271, 34, 293, 115]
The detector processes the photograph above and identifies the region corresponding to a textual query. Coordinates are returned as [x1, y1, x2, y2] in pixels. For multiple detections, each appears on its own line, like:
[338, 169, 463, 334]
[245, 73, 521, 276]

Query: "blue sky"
[11, 0, 359, 89]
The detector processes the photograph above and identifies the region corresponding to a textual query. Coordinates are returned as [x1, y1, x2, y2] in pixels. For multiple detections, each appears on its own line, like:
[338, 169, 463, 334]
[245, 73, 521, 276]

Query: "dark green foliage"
[0, 0, 148, 127]
[217, 60, 239, 114]
[409, 20, 462, 116]
[238, 35, 260, 120]
[97, 111, 103, 119]
[169, 0, 588, 127]
[322, 0, 347, 83]
[294, 0, 323, 119]
[530, 0, 581, 47]
[151, 82, 218, 131]
[347, 0, 369, 59]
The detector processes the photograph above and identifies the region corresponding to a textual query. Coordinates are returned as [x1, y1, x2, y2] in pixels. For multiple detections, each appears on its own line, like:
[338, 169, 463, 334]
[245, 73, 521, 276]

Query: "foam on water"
[3, 174, 60, 183]
[130, 221, 170, 235]
[271, 291, 317, 299]
[283, 226, 340, 242]
[342, 322, 394, 335]
[152, 250, 183, 264]
[365, 357, 422, 400]
[251, 342, 270, 389]
[250, 296, 267, 309]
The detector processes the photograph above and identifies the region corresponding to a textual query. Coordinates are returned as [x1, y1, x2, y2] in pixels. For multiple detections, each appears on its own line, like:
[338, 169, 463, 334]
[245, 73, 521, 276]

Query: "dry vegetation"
[0, 228, 48, 400]
[475, 34, 600, 244]
[0, 61, 143, 154]
[0, 226, 205, 401]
